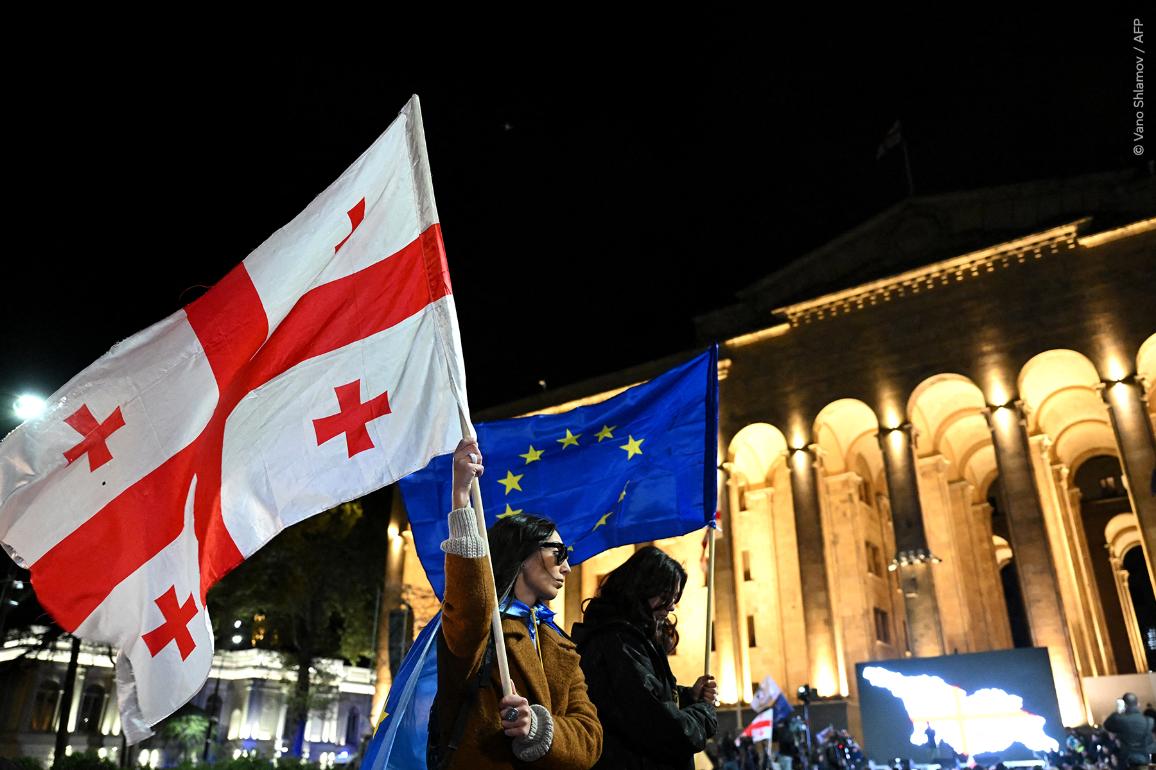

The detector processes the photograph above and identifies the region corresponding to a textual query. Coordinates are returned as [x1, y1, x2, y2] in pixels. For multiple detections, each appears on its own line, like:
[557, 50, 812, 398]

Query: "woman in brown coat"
[432, 438, 602, 769]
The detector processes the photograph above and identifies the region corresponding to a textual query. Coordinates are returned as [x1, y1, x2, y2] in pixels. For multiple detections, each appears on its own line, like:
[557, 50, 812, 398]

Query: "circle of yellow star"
[519, 445, 544, 464]
[557, 429, 581, 449]
[620, 435, 645, 460]
[593, 511, 613, 530]
[595, 425, 617, 442]
[497, 470, 524, 495]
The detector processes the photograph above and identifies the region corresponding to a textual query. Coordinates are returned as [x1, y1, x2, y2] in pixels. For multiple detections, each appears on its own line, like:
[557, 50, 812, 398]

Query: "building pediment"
[696, 169, 1155, 340]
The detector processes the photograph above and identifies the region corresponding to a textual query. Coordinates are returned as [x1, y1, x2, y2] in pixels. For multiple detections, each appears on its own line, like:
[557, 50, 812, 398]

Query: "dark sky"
[0, 16, 1142, 420]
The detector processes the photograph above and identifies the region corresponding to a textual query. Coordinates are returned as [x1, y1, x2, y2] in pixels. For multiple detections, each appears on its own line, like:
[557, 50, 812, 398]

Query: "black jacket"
[1105, 710, 1155, 766]
[572, 599, 717, 770]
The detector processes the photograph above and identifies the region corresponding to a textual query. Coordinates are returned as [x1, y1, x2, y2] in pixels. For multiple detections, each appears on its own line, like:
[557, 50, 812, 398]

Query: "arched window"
[29, 680, 61, 732]
[78, 684, 106, 733]
[344, 706, 362, 746]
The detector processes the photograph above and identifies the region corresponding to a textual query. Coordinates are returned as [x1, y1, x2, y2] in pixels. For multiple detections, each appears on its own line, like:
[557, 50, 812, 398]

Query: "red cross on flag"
[0, 96, 469, 743]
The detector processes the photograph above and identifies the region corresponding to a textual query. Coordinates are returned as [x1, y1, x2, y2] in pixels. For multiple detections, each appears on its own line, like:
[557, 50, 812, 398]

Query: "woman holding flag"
[571, 546, 718, 770]
[431, 438, 602, 769]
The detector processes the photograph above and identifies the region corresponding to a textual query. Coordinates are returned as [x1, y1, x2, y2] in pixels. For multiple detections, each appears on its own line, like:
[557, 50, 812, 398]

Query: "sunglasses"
[538, 541, 569, 565]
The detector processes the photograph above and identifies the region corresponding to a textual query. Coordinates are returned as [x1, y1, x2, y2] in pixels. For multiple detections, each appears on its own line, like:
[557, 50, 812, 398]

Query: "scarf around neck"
[501, 597, 562, 653]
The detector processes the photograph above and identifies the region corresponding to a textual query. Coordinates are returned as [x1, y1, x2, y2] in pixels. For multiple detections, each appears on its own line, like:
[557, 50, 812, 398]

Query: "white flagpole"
[458, 411, 514, 698]
[704, 523, 716, 678]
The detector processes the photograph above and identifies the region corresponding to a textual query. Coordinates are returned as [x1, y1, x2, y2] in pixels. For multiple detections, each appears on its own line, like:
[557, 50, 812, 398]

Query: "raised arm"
[439, 439, 493, 661]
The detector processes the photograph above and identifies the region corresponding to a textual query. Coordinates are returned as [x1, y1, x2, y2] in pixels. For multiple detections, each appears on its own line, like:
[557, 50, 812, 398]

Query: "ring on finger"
[503, 706, 520, 722]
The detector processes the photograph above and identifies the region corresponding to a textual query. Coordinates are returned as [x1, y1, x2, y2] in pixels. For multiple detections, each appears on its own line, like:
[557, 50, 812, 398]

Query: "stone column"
[985, 403, 1085, 725]
[725, 476, 753, 702]
[741, 486, 778, 704]
[787, 446, 840, 695]
[877, 425, 944, 657]
[1110, 555, 1150, 672]
[715, 468, 746, 705]
[874, 494, 910, 652]
[238, 680, 255, 740]
[65, 665, 87, 733]
[1101, 378, 1156, 590]
[918, 455, 975, 654]
[944, 479, 989, 648]
[1026, 435, 1099, 680]
[771, 465, 812, 698]
[962, 495, 1014, 650]
[1045, 451, 1117, 676]
[821, 471, 873, 697]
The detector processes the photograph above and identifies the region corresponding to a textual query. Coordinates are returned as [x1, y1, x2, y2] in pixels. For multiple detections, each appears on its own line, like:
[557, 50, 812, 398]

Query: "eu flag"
[400, 346, 719, 597]
[363, 347, 718, 768]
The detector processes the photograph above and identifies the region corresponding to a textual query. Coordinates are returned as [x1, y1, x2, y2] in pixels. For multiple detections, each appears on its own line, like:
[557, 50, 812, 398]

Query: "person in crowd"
[571, 545, 718, 769]
[1104, 692, 1155, 770]
[431, 438, 602, 769]
[774, 717, 798, 770]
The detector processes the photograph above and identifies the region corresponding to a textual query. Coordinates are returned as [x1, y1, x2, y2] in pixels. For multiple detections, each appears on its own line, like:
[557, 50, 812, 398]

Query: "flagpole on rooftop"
[459, 410, 514, 698]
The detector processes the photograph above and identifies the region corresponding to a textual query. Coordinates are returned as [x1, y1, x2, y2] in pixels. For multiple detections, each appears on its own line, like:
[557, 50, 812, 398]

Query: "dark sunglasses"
[538, 541, 569, 565]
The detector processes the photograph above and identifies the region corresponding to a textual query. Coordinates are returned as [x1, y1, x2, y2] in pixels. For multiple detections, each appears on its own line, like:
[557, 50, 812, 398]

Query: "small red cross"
[141, 586, 199, 660]
[313, 380, 392, 458]
[334, 198, 366, 253]
[63, 404, 126, 472]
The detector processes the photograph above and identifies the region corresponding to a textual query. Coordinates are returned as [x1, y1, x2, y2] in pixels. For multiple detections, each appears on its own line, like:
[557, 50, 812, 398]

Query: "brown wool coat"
[437, 551, 602, 770]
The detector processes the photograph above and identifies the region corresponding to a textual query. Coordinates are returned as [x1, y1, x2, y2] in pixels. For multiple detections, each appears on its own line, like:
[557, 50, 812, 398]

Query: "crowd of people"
[697, 717, 1146, 770]
[701, 721, 865, 770]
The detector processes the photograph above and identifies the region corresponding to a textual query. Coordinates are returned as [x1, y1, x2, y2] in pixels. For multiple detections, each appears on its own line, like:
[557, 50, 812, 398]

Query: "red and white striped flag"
[0, 96, 468, 742]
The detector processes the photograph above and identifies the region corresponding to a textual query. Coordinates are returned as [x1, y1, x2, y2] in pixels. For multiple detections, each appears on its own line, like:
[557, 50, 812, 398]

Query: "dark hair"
[590, 545, 687, 636]
[487, 513, 557, 601]
[656, 614, 680, 655]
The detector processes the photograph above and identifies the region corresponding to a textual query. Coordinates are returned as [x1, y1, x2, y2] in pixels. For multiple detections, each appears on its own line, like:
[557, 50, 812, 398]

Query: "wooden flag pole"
[458, 411, 514, 698]
[704, 523, 716, 678]
[469, 476, 514, 697]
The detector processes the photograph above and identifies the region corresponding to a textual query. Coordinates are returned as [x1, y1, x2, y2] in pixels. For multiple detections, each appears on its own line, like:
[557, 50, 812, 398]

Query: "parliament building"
[377, 168, 1156, 739]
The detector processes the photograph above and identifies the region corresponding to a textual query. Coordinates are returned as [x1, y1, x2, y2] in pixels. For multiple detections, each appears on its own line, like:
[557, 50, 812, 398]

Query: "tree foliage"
[159, 707, 210, 763]
[205, 493, 388, 753]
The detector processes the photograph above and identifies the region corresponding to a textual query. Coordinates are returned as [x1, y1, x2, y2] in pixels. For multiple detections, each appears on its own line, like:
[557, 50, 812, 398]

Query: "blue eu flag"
[363, 346, 718, 768]
[402, 345, 719, 597]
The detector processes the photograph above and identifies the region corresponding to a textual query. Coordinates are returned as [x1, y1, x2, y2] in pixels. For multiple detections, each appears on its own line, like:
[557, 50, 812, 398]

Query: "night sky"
[0, 16, 1143, 422]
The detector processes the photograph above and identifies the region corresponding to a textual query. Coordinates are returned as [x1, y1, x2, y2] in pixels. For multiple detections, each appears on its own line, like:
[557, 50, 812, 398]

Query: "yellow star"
[498, 504, 523, 519]
[595, 425, 617, 442]
[557, 429, 581, 449]
[497, 470, 524, 495]
[620, 435, 645, 460]
[618, 482, 630, 502]
[519, 445, 544, 464]
[593, 511, 613, 530]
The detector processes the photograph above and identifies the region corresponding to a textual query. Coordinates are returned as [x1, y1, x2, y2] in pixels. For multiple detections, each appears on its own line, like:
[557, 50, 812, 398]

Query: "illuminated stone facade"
[0, 632, 373, 766]
[374, 171, 1156, 735]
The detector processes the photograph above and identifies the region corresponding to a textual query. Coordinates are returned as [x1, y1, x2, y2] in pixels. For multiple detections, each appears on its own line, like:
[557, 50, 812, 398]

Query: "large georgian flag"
[0, 96, 468, 742]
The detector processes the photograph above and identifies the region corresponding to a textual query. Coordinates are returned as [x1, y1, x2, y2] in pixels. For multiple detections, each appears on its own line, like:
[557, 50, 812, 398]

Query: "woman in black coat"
[571, 545, 718, 770]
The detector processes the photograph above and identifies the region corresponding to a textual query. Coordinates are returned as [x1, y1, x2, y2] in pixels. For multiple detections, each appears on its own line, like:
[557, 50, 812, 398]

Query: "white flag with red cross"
[0, 95, 469, 743]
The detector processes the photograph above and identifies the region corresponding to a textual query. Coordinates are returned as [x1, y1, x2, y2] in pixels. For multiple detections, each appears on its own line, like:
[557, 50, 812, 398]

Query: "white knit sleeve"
[440, 507, 487, 558]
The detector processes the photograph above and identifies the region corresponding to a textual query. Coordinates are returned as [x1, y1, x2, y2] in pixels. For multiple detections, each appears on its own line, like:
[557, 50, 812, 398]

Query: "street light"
[13, 394, 47, 421]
